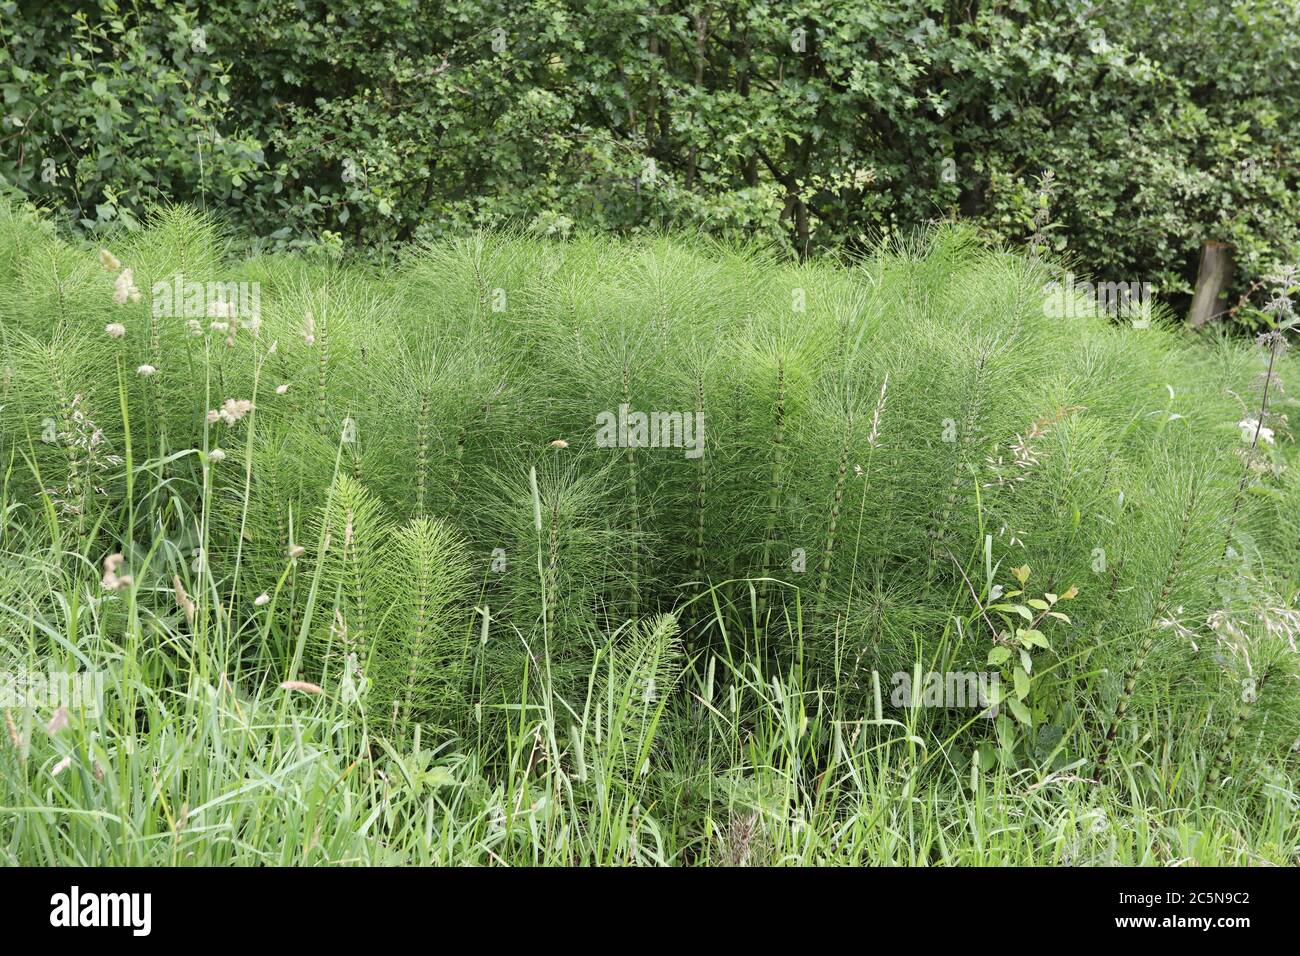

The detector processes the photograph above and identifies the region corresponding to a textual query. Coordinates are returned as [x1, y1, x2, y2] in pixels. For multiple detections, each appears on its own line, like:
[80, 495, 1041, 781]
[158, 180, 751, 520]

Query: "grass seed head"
[280, 680, 324, 695]
[113, 268, 140, 305]
[45, 707, 68, 735]
[101, 553, 132, 590]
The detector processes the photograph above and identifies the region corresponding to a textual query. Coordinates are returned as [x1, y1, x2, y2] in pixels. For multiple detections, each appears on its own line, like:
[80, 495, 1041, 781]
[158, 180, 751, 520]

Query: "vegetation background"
[1, 1, 1299, 868]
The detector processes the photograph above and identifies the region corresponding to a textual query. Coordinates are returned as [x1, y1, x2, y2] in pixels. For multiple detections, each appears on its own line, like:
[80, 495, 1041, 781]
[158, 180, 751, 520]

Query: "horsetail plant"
[1, 199, 1298, 866]
[1094, 474, 1205, 780]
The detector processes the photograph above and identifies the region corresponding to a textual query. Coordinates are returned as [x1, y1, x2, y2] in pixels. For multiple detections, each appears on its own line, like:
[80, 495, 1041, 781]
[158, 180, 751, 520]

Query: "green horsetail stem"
[1208, 664, 1274, 788]
[623, 361, 641, 617]
[757, 355, 786, 626]
[415, 391, 430, 515]
[925, 352, 988, 592]
[1094, 484, 1198, 779]
[813, 416, 852, 635]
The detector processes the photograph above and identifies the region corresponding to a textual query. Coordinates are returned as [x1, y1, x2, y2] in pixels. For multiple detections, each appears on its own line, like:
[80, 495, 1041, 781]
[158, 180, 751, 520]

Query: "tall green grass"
[0, 197, 1297, 865]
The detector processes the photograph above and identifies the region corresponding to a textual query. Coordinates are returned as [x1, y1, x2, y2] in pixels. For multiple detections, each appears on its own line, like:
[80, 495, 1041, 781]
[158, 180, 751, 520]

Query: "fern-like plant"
[370, 516, 473, 740]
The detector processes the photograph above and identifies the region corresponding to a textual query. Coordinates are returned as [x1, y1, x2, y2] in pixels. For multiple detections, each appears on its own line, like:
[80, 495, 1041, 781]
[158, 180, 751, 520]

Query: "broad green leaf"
[1013, 666, 1030, 700]
[1018, 628, 1051, 650]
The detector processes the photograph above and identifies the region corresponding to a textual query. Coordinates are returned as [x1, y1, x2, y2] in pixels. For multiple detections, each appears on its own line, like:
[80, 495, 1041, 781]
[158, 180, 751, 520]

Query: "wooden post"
[1187, 241, 1234, 327]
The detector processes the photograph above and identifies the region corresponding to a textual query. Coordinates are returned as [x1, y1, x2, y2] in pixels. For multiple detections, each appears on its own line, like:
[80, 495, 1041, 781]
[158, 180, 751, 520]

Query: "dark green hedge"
[2, 0, 1297, 313]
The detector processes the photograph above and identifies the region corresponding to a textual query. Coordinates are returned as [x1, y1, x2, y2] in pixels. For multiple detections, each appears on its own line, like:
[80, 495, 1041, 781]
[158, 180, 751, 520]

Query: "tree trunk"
[1187, 241, 1234, 327]
[645, 14, 659, 148]
[684, 9, 709, 190]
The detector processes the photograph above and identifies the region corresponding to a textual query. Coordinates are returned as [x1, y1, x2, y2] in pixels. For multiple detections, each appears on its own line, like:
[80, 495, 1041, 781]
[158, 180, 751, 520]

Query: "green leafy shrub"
[3, 1, 1296, 313]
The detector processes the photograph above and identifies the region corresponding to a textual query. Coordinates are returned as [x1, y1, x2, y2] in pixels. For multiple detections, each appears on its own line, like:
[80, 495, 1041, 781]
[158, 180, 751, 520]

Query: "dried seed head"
[105, 322, 126, 339]
[99, 249, 122, 272]
[173, 575, 196, 627]
[867, 373, 889, 449]
[113, 268, 140, 305]
[136, 364, 156, 377]
[275, 383, 290, 395]
[279, 680, 324, 695]
[4, 710, 20, 749]
[212, 398, 253, 425]
[208, 448, 226, 463]
[549, 439, 569, 448]
[101, 552, 133, 590]
[45, 706, 68, 735]
[254, 592, 271, 607]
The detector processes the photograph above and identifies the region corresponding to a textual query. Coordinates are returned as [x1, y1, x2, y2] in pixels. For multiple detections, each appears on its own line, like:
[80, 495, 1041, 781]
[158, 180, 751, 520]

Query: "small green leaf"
[1018, 628, 1051, 650]
[424, 766, 456, 788]
[1013, 666, 1030, 700]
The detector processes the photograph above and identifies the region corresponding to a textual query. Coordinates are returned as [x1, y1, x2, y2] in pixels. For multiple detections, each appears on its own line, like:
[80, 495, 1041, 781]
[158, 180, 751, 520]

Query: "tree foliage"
[2, 0, 1297, 305]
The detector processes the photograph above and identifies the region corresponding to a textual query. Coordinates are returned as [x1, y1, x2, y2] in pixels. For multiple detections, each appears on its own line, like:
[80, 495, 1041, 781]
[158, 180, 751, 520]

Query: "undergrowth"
[1, 198, 1298, 865]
